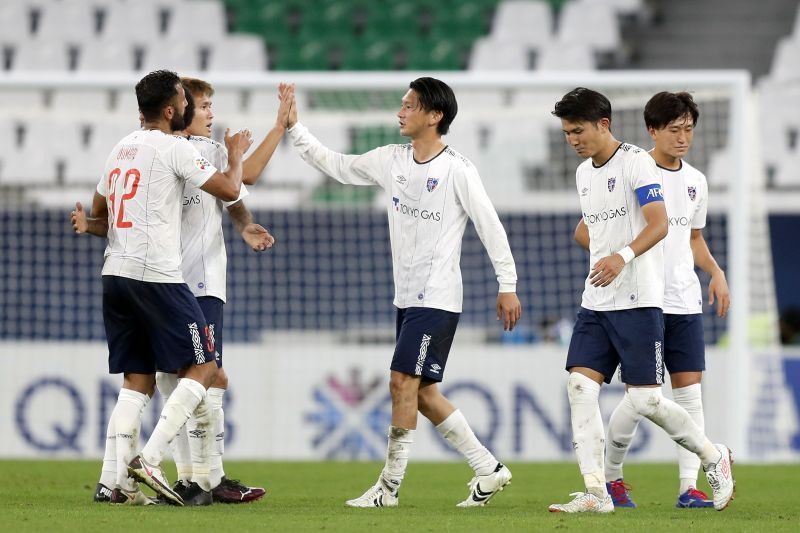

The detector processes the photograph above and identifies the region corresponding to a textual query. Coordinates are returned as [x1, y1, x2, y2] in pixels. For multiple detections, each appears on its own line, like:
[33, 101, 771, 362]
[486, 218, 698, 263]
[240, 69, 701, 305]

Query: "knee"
[389, 371, 417, 402]
[212, 367, 228, 389]
[417, 386, 435, 415]
[627, 387, 662, 417]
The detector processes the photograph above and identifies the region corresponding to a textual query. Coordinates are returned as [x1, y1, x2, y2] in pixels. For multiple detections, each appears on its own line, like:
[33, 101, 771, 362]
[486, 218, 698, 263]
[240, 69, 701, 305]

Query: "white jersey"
[180, 136, 248, 302]
[577, 142, 665, 311]
[288, 122, 517, 313]
[660, 159, 708, 314]
[97, 129, 217, 282]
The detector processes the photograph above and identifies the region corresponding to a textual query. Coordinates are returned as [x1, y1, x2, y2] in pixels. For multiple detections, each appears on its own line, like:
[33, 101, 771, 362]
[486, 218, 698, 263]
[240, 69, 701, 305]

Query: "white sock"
[673, 383, 704, 493]
[156, 373, 192, 482]
[567, 373, 607, 497]
[207, 387, 226, 488]
[188, 396, 213, 491]
[99, 402, 117, 488]
[142, 378, 206, 466]
[114, 388, 148, 491]
[605, 392, 644, 482]
[627, 387, 720, 467]
[380, 426, 414, 494]
[435, 409, 497, 476]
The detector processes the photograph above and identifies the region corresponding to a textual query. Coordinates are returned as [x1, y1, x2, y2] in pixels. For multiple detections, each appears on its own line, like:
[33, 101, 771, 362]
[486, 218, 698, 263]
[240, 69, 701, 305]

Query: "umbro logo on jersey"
[195, 158, 211, 170]
[395, 175, 407, 184]
[580, 187, 589, 196]
[426, 177, 439, 192]
[608, 177, 616, 192]
[688, 186, 697, 201]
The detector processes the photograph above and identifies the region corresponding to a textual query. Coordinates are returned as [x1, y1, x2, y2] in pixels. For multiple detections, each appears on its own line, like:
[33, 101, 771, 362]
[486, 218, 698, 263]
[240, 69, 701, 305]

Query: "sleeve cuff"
[499, 282, 517, 293]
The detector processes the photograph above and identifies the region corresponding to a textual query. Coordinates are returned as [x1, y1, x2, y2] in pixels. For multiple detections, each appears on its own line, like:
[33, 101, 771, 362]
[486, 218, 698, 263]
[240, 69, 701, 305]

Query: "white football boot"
[703, 443, 735, 511]
[548, 491, 614, 513]
[456, 463, 512, 507]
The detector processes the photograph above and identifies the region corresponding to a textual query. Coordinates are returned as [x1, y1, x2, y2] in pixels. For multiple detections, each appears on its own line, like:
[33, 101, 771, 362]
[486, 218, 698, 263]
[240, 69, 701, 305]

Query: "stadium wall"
[2, 341, 798, 463]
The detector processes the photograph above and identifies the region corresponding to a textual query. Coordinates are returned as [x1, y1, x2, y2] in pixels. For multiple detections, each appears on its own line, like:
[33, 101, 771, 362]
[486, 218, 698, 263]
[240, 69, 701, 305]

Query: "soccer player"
[80, 78, 291, 505]
[73, 69, 251, 506]
[588, 91, 731, 509]
[548, 87, 734, 513]
[282, 77, 522, 508]
[156, 76, 291, 504]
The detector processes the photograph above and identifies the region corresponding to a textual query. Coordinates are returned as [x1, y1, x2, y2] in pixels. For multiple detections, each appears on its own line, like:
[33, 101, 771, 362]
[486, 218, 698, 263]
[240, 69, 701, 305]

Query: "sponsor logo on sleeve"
[195, 158, 211, 171]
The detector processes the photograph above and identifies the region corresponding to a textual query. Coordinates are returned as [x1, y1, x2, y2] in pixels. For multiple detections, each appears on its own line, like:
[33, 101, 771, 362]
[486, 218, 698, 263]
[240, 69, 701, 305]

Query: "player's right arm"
[574, 218, 589, 250]
[198, 129, 253, 201]
[283, 83, 390, 188]
[71, 194, 109, 237]
[241, 84, 294, 185]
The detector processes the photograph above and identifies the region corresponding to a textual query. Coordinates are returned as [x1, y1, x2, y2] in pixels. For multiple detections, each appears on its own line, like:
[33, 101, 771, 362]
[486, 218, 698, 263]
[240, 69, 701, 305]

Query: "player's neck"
[591, 138, 622, 167]
[142, 119, 172, 134]
[411, 136, 446, 163]
[651, 149, 681, 170]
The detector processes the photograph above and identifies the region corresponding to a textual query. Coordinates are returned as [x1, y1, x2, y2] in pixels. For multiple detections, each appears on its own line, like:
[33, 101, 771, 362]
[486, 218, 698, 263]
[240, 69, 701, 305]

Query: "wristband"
[617, 246, 635, 264]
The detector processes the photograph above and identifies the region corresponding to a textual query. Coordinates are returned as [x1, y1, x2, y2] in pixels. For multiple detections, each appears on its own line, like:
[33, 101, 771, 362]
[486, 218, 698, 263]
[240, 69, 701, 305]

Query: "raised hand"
[279, 82, 298, 128]
[276, 82, 295, 129]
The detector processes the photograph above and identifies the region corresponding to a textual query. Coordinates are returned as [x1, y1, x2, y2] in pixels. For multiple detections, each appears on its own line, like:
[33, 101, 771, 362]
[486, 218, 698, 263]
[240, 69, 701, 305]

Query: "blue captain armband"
[636, 184, 664, 206]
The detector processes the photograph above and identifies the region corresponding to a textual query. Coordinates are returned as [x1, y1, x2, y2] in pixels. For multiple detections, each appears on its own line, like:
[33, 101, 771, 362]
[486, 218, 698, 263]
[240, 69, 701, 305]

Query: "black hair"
[409, 77, 458, 135]
[643, 91, 700, 130]
[182, 81, 195, 130]
[551, 87, 612, 124]
[136, 69, 181, 122]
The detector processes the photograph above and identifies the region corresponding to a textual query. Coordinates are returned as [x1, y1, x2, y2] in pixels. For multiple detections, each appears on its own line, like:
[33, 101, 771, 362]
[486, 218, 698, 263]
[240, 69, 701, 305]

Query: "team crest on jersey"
[688, 186, 697, 201]
[608, 177, 616, 192]
[426, 177, 439, 192]
[195, 158, 211, 170]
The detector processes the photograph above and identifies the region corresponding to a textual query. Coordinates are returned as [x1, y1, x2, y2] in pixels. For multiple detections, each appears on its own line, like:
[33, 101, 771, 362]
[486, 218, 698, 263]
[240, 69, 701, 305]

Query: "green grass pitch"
[2, 461, 798, 532]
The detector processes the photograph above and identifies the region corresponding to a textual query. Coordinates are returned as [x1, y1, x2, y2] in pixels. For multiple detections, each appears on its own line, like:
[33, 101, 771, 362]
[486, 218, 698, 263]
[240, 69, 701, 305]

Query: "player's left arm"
[71, 192, 109, 238]
[454, 165, 521, 331]
[574, 218, 589, 250]
[226, 201, 274, 252]
[690, 229, 729, 317]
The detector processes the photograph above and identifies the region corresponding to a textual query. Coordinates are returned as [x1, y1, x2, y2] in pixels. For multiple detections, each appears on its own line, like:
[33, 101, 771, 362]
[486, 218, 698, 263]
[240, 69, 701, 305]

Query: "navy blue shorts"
[103, 275, 215, 374]
[664, 313, 705, 374]
[566, 307, 665, 385]
[197, 296, 224, 368]
[391, 307, 460, 383]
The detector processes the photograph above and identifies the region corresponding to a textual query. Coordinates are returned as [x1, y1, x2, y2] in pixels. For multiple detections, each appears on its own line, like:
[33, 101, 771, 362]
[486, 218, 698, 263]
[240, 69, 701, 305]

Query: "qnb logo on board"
[305, 368, 392, 459]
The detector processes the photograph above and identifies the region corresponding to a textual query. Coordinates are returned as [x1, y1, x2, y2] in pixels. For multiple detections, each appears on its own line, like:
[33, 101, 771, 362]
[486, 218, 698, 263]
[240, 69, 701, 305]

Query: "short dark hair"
[409, 77, 458, 135]
[643, 91, 700, 130]
[552, 87, 612, 124]
[136, 69, 181, 122]
[182, 81, 195, 130]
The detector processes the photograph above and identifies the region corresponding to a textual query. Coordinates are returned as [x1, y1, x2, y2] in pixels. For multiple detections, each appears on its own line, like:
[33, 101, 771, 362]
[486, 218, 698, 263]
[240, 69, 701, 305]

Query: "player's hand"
[279, 82, 298, 128]
[497, 292, 522, 331]
[276, 82, 295, 129]
[589, 254, 626, 287]
[708, 270, 730, 317]
[71, 202, 88, 234]
[242, 223, 274, 252]
[224, 128, 254, 159]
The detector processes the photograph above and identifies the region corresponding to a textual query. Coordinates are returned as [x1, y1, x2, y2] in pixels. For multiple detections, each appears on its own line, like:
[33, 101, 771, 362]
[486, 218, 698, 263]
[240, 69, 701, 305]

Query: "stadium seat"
[536, 40, 595, 70]
[470, 37, 532, 70]
[35, 1, 100, 42]
[100, 2, 162, 44]
[770, 37, 800, 82]
[0, 0, 36, 42]
[707, 147, 731, 190]
[63, 120, 139, 185]
[0, 119, 59, 185]
[51, 89, 115, 113]
[138, 40, 203, 72]
[489, 0, 554, 50]
[556, 0, 621, 54]
[206, 35, 268, 71]
[772, 150, 800, 188]
[164, 0, 227, 44]
[11, 41, 71, 71]
[78, 40, 139, 71]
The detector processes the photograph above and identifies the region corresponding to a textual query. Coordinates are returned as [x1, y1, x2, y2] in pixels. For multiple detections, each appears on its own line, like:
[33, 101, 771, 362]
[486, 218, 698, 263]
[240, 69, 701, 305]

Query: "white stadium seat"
[490, 0, 554, 50]
[207, 35, 268, 71]
[470, 37, 531, 70]
[536, 41, 595, 70]
[557, 0, 621, 53]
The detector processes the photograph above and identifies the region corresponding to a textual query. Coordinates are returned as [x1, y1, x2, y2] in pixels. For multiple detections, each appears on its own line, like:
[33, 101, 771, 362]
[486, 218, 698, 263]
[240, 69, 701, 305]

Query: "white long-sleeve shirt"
[288, 122, 517, 313]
